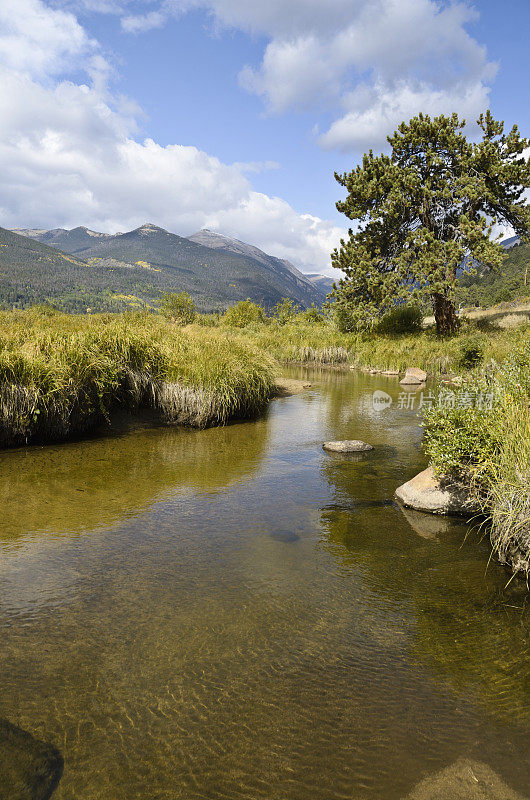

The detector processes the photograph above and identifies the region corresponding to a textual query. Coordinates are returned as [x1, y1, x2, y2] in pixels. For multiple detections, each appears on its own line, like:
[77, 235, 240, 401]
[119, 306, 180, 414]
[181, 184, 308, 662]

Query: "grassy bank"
[423, 347, 530, 577]
[205, 315, 529, 375]
[0, 308, 275, 447]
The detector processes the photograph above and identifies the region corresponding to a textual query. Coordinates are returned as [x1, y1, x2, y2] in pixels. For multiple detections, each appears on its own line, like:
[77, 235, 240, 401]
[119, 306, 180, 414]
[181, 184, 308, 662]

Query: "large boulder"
[323, 440, 373, 453]
[405, 758, 527, 800]
[400, 367, 428, 385]
[395, 467, 478, 516]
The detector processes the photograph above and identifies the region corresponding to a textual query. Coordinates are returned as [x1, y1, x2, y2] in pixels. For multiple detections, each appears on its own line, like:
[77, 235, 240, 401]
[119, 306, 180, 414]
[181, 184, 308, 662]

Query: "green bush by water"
[423, 345, 530, 574]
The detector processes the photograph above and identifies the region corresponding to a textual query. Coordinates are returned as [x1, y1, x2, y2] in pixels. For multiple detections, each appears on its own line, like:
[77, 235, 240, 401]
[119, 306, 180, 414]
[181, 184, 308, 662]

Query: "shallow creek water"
[0, 367, 528, 799]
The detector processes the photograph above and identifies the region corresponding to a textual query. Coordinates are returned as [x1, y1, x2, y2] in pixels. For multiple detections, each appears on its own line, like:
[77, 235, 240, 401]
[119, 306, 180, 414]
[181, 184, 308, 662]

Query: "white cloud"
[0, 0, 343, 273]
[109, 0, 496, 151]
[0, 0, 93, 78]
[319, 79, 492, 153]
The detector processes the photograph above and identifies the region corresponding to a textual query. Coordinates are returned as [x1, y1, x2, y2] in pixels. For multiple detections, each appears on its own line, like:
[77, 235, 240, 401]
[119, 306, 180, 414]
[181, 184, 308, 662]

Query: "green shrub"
[332, 303, 358, 333]
[376, 305, 423, 334]
[495, 287, 513, 304]
[458, 336, 484, 369]
[159, 291, 196, 324]
[270, 298, 300, 325]
[222, 300, 265, 328]
[298, 304, 325, 324]
[195, 312, 221, 327]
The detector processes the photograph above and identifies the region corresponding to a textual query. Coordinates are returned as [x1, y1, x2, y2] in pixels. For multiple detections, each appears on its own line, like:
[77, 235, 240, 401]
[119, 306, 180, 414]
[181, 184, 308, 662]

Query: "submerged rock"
[395, 467, 478, 516]
[273, 378, 312, 397]
[323, 440, 374, 453]
[400, 367, 428, 385]
[405, 757, 527, 800]
[398, 504, 458, 540]
[0, 718, 63, 800]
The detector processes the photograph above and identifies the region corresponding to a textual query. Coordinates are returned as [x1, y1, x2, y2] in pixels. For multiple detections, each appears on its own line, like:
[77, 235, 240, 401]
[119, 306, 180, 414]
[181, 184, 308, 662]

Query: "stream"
[0, 366, 528, 799]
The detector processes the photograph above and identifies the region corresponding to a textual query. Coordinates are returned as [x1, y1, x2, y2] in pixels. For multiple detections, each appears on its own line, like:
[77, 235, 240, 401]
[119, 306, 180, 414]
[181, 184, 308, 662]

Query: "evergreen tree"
[332, 112, 530, 335]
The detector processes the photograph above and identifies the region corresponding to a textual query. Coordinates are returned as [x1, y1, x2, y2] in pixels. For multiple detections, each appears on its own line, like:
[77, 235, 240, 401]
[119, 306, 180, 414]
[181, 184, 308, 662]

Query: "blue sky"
[1, 0, 529, 273]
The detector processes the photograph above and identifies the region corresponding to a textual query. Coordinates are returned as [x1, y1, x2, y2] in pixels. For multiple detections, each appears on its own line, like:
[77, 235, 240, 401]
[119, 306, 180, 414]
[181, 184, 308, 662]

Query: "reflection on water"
[0, 368, 528, 799]
[0, 413, 269, 540]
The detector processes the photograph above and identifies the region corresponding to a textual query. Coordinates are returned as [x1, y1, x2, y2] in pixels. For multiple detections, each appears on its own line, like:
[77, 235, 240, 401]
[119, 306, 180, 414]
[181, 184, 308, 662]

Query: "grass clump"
[0, 309, 275, 447]
[423, 345, 530, 576]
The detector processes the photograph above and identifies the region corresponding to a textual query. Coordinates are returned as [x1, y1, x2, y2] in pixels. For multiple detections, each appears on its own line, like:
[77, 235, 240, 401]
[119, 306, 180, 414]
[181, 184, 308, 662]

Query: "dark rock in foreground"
[0, 719, 63, 800]
[323, 440, 373, 453]
[395, 467, 479, 516]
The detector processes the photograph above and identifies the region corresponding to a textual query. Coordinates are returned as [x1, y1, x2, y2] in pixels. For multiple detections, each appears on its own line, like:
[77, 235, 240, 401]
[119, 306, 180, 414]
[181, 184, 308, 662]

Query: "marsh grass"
[217, 317, 530, 374]
[424, 345, 530, 577]
[482, 407, 530, 576]
[0, 309, 274, 447]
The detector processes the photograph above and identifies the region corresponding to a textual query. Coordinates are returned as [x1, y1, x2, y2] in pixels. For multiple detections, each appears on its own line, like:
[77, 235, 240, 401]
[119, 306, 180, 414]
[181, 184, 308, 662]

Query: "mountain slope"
[13, 226, 112, 252]
[4, 224, 326, 311]
[0, 227, 169, 312]
[188, 227, 320, 293]
[305, 273, 335, 296]
[15, 223, 324, 309]
[457, 240, 530, 307]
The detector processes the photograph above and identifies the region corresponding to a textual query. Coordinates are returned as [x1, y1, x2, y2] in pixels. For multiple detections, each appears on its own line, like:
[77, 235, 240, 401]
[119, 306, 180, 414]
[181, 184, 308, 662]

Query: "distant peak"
[137, 223, 167, 234]
[72, 226, 106, 237]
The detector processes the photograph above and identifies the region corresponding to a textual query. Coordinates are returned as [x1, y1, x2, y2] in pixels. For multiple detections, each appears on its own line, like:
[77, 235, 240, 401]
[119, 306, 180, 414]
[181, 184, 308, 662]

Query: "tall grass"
[424, 345, 530, 577]
[0, 309, 275, 447]
[215, 317, 530, 374]
[481, 402, 530, 575]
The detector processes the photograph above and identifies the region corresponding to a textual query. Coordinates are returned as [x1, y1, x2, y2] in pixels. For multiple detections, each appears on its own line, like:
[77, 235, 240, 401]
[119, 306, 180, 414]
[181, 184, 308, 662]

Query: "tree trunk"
[431, 293, 459, 336]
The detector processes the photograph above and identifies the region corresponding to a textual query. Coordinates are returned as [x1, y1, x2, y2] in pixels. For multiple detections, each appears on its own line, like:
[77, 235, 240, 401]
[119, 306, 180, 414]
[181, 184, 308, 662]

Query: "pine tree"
[332, 112, 530, 335]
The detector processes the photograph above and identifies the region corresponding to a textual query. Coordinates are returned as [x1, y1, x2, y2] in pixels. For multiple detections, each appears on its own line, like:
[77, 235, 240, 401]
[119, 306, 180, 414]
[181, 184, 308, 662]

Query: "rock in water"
[273, 378, 312, 397]
[405, 757, 527, 800]
[395, 467, 478, 516]
[323, 440, 373, 453]
[400, 367, 428, 385]
[0, 719, 63, 800]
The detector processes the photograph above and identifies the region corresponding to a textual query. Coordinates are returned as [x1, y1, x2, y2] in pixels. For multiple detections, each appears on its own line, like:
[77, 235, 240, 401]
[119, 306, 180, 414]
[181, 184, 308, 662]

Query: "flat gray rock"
[395, 467, 479, 516]
[323, 440, 373, 453]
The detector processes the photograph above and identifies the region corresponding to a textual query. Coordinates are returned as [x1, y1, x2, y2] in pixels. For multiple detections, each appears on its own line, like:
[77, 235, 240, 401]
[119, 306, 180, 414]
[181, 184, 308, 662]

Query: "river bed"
[0, 367, 528, 799]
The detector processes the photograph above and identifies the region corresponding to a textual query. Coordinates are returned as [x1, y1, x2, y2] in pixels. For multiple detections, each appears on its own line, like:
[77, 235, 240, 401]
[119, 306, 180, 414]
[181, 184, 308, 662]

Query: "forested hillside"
[1, 224, 325, 312]
[457, 241, 530, 307]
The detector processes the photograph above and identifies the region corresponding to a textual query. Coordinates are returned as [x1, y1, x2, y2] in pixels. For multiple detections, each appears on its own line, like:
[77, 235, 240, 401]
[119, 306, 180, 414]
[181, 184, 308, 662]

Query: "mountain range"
[4, 224, 328, 312]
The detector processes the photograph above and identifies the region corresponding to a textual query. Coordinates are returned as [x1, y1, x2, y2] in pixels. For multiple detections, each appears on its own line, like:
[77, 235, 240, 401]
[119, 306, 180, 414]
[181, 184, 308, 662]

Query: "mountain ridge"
[4, 224, 327, 312]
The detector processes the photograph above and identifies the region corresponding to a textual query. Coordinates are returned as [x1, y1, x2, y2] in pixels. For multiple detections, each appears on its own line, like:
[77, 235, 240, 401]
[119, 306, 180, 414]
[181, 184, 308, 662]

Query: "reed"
[0, 309, 275, 447]
[423, 345, 530, 577]
[223, 317, 530, 374]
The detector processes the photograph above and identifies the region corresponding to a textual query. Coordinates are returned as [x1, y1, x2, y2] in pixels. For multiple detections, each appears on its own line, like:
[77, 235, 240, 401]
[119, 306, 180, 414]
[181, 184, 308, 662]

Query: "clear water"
[0, 367, 528, 799]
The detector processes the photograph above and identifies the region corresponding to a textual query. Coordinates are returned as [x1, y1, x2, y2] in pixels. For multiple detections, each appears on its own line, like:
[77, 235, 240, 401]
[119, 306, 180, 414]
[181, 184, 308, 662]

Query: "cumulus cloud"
[108, 0, 496, 151]
[0, 0, 343, 273]
[0, 0, 93, 77]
